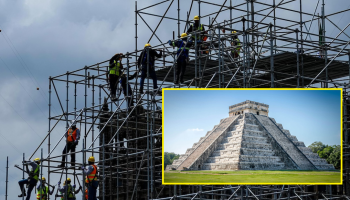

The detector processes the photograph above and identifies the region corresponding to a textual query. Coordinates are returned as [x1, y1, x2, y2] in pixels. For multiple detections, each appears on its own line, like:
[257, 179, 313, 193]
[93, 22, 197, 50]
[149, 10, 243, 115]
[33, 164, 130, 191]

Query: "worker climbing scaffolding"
[58, 178, 82, 200]
[107, 53, 124, 101]
[36, 177, 54, 200]
[137, 43, 162, 94]
[168, 33, 193, 84]
[231, 31, 241, 60]
[58, 120, 80, 168]
[18, 158, 41, 199]
[82, 156, 99, 200]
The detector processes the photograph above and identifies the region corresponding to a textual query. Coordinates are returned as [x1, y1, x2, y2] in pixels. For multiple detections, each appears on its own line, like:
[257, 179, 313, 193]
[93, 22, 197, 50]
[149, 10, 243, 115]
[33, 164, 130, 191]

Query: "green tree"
[317, 146, 334, 159]
[164, 152, 180, 169]
[308, 141, 326, 153]
[327, 145, 341, 169]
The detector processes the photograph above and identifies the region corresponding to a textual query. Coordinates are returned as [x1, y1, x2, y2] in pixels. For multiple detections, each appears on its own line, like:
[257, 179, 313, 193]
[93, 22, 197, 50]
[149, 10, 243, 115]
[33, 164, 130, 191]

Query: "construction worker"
[18, 158, 41, 199]
[168, 33, 193, 84]
[231, 31, 241, 60]
[137, 44, 162, 94]
[58, 120, 80, 168]
[106, 53, 124, 101]
[82, 156, 98, 200]
[119, 72, 137, 109]
[186, 15, 206, 41]
[57, 178, 82, 200]
[36, 177, 54, 200]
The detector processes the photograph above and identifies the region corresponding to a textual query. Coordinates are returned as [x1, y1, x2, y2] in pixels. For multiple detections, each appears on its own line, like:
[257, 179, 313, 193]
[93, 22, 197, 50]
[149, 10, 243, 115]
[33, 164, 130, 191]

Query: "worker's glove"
[73, 184, 76, 188]
[81, 166, 85, 170]
[58, 182, 61, 186]
[74, 140, 79, 145]
[167, 40, 172, 45]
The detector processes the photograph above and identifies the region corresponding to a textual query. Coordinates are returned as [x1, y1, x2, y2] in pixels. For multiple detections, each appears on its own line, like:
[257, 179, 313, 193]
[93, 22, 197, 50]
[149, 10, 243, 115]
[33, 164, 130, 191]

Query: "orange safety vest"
[67, 128, 77, 142]
[85, 189, 88, 199]
[85, 165, 97, 183]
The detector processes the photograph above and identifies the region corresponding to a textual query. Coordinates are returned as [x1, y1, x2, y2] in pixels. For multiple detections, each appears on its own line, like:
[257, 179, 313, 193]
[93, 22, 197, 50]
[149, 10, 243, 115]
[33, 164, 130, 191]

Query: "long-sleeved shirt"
[187, 23, 206, 40]
[168, 39, 193, 61]
[64, 128, 80, 141]
[83, 165, 95, 175]
[37, 182, 54, 195]
[58, 184, 80, 194]
[137, 48, 162, 68]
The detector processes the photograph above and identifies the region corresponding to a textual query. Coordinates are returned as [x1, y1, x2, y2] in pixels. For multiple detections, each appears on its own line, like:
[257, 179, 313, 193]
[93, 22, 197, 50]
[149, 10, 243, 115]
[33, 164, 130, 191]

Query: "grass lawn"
[163, 170, 341, 184]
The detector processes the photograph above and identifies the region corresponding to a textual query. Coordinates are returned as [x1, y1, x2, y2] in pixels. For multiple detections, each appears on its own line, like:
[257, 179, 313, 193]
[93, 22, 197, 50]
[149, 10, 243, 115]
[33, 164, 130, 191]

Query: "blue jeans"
[19, 178, 37, 200]
[140, 66, 157, 92]
[88, 181, 98, 200]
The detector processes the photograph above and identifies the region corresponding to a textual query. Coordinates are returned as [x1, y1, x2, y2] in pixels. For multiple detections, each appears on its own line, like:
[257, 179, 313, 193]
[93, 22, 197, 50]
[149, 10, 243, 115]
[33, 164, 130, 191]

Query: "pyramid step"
[212, 149, 240, 156]
[241, 135, 269, 143]
[244, 124, 260, 131]
[206, 156, 240, 163]
[202, 163, 239, 170]
[222, 136, 242, 143]
[239, 162, 285, 170]
[315, 164, 335, 170]
[243, 129, 268, 137]
[217, 142, 241, 150]
[239, 155, 282, 162]
[240, 148, 275, 156]
[241, 141, 273, 150]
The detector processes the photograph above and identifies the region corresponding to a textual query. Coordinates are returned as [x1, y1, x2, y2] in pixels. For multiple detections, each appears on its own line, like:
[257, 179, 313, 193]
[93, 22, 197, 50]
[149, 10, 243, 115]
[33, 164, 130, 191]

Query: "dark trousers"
[120, 80, 134, 108]
[19, 178, 37, 200]
[88, 181, 98, 200]
[176, 60, 187, 82]
[140, 66, 157, 92]
[109, 74, 119, 96]
[61, 142, 76, 165]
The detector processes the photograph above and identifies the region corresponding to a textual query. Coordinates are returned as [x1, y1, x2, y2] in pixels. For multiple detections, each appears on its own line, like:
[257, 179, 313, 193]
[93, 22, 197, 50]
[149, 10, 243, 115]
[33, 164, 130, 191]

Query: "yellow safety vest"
[109, 61, 121, 75]
[232, 38, 241, 54]
[36, 186, 48, 200]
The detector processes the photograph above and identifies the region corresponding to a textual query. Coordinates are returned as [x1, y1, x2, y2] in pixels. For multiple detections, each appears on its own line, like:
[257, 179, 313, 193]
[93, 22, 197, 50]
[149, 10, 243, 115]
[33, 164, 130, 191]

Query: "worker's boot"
[174, 76, 179, 84]
[57, 163, 65, 168]
[18, 189, 26, 197]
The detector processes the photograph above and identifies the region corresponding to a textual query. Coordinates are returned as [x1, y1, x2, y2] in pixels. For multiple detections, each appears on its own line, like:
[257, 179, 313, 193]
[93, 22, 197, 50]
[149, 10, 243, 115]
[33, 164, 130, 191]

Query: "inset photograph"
[162, 89, 342, 184]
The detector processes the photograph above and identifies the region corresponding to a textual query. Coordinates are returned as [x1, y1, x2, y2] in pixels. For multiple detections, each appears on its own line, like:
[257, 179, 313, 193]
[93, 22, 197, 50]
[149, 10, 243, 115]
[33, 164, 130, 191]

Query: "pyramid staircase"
[167, 112, 334, 171]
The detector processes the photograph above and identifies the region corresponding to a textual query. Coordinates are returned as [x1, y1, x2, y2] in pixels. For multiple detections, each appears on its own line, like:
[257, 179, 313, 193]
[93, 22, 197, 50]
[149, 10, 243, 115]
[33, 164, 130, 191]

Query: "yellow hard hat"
[194, 15, 199, 20]
[34, 158, 41, 164]
[67, 178, 71, 181]
[42, 177, 46, 181]
[144, 43, 151, 48]
[232, 31, 237, 34]
[181, 33, 187, 38]
[88, 156, 95, 162]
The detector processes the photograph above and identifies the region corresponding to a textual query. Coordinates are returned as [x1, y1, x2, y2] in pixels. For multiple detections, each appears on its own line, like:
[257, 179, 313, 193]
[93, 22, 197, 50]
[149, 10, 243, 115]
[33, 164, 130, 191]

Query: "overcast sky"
[0, 0, 349, 199]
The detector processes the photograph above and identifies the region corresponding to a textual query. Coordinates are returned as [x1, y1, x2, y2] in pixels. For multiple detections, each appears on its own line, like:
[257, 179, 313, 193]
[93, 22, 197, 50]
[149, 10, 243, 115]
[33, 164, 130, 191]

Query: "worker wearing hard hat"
[36, 177, 55, 200]
[186, 15, 206, 41]
[137, 43, 162, 94]
[18, 158, 41, 199]
[82, 156, 99, 200]
[107, 53, 124, 101]
[168, 33, 193, 84]
[58, 178, 82, 200]
[58, 120, 80, 168]
[231, 31, 241, 60]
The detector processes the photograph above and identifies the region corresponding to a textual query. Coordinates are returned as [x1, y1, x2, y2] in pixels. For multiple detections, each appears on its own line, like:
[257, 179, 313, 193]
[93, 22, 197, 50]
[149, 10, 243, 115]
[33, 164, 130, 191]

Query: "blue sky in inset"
[163, 89, 341, 154]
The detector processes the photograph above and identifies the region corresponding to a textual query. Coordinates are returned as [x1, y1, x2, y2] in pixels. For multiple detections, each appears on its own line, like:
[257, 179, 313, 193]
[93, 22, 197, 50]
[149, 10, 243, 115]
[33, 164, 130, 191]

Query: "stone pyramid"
[166, 100, 334, 171]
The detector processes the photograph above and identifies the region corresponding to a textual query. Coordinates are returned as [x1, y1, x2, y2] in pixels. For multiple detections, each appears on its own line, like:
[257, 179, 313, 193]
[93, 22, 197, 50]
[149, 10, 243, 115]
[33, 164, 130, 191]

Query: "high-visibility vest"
[109, 61, 121, 75]
[36, 186, 48, 200]
[64, 184, 75, 199]
[30, 164, 40, 181]
[85, 165, 98, 183]
[232, 38, 241, 54]
[191, 24, 204, 40]
[172, 41, 190, 58]
[85, 189, 88, 199]
[67, 128, 78, 142]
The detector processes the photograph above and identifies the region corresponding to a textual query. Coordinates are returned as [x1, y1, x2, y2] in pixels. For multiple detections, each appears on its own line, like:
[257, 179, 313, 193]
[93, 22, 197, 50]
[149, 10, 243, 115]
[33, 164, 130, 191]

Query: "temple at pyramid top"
[229, 100, 269, 116]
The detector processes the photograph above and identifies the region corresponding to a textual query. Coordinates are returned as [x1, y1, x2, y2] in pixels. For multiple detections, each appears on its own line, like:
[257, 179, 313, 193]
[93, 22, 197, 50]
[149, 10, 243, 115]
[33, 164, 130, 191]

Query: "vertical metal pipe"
[195, 32, 198, 87]
[22, 153, 24, 200]
[296, 29, 300, 88]
[322, 0, 328, 88]
[300, 0, 304, 87]
[218, 26, 221, 88]
[270, 23, 274, 88]
[92, 77, 95, 156]
[5, 156, 8, 200]
[178, 0, 180, 38]
[48, 77, 52, 199]
[82, 139, 85, 200]
[288, 185, 290, 200]
[242, 18, 246, 87]
[147, 47, 150, 200]
[84, 66, 87, 150]
[273, 0, 276, 54]
[103, 134, 105, 200]
[230, 0, 232, 30]
[40, 148, 43, 200]
[66, 72, 69, 128]
[74, 81, 77, 119]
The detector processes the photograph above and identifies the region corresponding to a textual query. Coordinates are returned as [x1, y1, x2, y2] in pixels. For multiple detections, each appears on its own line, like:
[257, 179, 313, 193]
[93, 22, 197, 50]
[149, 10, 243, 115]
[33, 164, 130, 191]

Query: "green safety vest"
[172, 41, 190, 51]
[30, 164, 40, 181]
[36, 186, 48, 200]
[109, 61, 121, 76]
[65, 184, 75, 199]
[232, 38, 241, 54]
[191, 24, 204, 40]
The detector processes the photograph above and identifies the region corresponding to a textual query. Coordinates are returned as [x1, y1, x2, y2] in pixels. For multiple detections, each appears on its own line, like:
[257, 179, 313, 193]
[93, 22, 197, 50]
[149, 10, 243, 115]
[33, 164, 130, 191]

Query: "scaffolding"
[8, 0, 350, 199]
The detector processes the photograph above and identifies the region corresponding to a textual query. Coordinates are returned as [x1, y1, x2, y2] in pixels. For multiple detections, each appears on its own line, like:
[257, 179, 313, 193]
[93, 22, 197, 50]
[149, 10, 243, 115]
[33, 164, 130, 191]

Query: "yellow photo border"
[162, 88, 343, 185]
